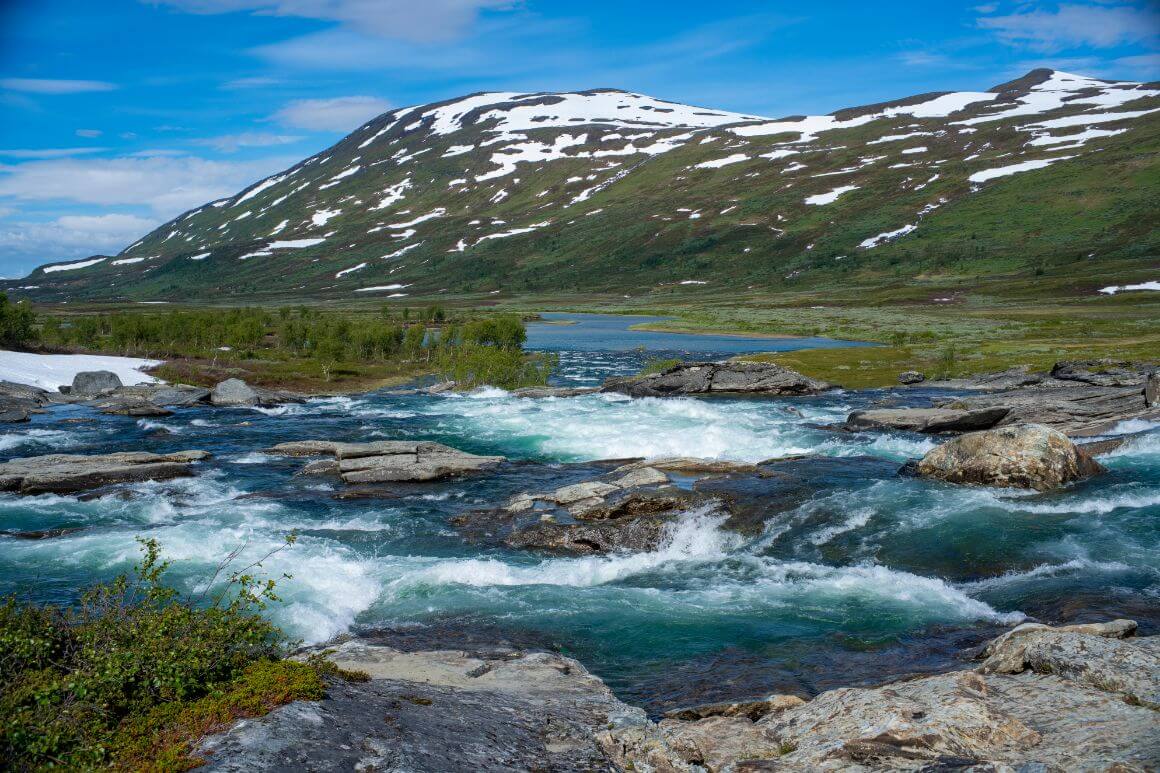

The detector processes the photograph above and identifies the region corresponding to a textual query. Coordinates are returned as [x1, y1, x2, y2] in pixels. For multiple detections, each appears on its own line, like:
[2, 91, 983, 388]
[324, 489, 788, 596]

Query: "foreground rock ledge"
[603, 620, 1159, 772]
[602, 361, 834, 398]
[266, 440, 504, 483]
[911, 423, 1104, 491]
[197, 621, 1158, 772]
[0, 450, 211, 495]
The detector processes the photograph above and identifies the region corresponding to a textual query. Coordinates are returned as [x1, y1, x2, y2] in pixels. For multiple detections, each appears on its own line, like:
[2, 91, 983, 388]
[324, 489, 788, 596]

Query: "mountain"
[10, 70, 1159, 302]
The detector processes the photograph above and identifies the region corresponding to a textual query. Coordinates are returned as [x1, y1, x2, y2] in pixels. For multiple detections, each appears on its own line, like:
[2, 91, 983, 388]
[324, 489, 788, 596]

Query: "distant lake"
[525, 312, 874, 354]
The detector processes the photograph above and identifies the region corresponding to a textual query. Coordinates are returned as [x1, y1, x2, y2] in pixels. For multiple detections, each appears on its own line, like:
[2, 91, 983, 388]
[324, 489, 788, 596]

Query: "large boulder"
[210, 378, 260, 406]
[71, 370, 123, 395]
[0, 450, 211, 495]
[912, 423, 1104, 490]
[898, 370, 925, 385]
[846, 406, 1008, 433]
[602, 361, 833, 398]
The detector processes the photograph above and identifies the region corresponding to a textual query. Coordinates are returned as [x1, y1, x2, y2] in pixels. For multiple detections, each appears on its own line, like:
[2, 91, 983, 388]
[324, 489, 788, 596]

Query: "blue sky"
[0, 0, 1157, 277]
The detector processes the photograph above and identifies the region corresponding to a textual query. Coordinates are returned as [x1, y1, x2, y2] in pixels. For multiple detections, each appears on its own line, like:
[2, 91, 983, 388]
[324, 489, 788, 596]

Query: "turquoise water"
[1, 317, 1156, 711]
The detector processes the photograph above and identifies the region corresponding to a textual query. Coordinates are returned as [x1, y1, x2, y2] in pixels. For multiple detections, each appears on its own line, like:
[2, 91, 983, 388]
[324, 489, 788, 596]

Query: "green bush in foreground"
[0, 536, 350, 771]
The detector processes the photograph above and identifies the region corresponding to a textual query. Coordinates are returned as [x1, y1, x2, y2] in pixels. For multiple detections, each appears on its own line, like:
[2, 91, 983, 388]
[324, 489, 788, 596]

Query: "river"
[1, 315, 1156, 713]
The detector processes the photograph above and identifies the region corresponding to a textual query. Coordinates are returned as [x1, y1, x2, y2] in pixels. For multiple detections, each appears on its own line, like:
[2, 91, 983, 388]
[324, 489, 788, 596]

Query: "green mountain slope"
[10, 69, 1159, 303]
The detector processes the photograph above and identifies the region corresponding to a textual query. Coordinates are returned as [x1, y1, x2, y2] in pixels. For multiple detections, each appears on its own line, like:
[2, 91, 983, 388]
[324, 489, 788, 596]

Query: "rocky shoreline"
[193, 620, 1159, 771]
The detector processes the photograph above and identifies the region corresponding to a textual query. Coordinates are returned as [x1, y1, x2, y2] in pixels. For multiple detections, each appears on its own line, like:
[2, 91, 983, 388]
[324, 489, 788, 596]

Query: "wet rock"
[297, 459, 340, 476]
[0, 526, 85, 540]
[1050, 359, 1150, 388]
[269, 439, 503, 483]
[0, 380, 52, 405]
[0, 406, 31, 423]
[913, 424, 1104, 491]
[610, 457, 759, 475]
[210, 378, 259, 406]
[93, 396, 174, 417]
[198, 640, 647, 772]
[71, 370, 123, 396]
[0, 450, 211, 495]
[898, 370, 925, 385]
[144, 385, 211, 406]
[604, 622, 1160, 772]
[1077, 435, 1130, 456]
[266, 440, 344, 457]
[602, 361, 834, 398]
[664, 694, 805, 722]
[845, 406, 1009, 433]
[1147, 370, 1159, 408]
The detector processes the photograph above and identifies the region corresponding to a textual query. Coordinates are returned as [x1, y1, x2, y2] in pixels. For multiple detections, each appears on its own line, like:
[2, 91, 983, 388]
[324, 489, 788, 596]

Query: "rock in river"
[602, 360, 834, 398]
[0, 450, 211, 495]
[845, 406, 1009, 433]
[912, 423, 1104, 491]
[266, 440, 503, 483]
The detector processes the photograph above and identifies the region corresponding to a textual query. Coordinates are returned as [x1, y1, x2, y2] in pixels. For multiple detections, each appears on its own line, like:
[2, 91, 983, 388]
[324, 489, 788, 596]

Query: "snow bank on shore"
[0, 351, 162, 391]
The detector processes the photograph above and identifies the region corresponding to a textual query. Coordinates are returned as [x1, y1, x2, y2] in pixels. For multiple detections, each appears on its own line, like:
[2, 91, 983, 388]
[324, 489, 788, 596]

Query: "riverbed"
[1, 315, 1156, 713]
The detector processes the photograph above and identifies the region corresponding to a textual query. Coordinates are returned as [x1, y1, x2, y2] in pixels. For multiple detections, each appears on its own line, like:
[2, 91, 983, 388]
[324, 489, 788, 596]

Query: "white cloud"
[221, 76, 281, 89]
[0, 154, 296, 216]
[271, 95, 391, 131]
[0, 214, 159, 276]
[75, 129, 103, 138]
[0, 78, 118, 94]
[978, 3, 1160, 52]
[150, 0, 514, 42]
[191, 131, 304, 151]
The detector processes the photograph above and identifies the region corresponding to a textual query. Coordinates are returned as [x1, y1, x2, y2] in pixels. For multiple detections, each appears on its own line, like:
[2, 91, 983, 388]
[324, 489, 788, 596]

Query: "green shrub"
[435, 344, 556, 389]
[0, 536, 346, 771]
[638, 357, 682, 376]
[0, 292, 35, 347]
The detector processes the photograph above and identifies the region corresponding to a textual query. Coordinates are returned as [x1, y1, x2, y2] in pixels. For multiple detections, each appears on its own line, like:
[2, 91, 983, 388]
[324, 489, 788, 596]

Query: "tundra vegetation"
[0, 537, 364, 771]
[14, 305, 555, 392]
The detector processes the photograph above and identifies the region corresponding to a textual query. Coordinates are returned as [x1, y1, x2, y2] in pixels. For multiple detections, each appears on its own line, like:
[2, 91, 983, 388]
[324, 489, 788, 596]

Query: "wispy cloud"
[0, 77, 118, 94]
[191, 131, 304, 151]
[0, 148, 110, 159]
[75, 129, 103, 138]
[149, 0, 516, 42]
[271, 95, 391, 131]
[978, 2, 1160, 52]
[221, 76, 282, 89]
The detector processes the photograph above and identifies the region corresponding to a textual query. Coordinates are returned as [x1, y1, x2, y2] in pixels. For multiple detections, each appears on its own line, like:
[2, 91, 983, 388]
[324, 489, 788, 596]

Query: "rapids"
[1, 315, 1156, 712]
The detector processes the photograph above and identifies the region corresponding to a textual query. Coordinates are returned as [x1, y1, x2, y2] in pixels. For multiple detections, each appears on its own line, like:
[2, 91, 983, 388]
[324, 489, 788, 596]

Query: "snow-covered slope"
[11, 70, 1159, 300]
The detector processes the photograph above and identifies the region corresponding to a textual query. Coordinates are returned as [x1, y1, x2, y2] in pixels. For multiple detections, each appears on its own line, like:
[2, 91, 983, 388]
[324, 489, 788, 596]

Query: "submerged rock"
[509, 385, 599, 398]
[267, 439, 503, 483]
[602, 361, 834, 398]
[603, 620, 1160, 772]
[912, 423, 1104, 491]
[93, 396, 174, 417]
[71, 370, 123, 396]
[0, 450, 211, 495]
[846, 406, 1008, 433]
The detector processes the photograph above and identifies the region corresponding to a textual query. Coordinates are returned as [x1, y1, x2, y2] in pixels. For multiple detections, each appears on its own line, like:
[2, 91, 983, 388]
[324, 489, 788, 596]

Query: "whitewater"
[1, 315, 1156, 711]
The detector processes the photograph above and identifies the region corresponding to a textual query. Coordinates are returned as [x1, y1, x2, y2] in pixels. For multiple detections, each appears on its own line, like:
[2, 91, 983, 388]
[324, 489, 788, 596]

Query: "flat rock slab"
[266, 439, 503, 483]
[0, 450, 211, 495]
[198, 642, 646, 772]
[845, 406, 1009, 433]
[602, 361, 834, 398]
